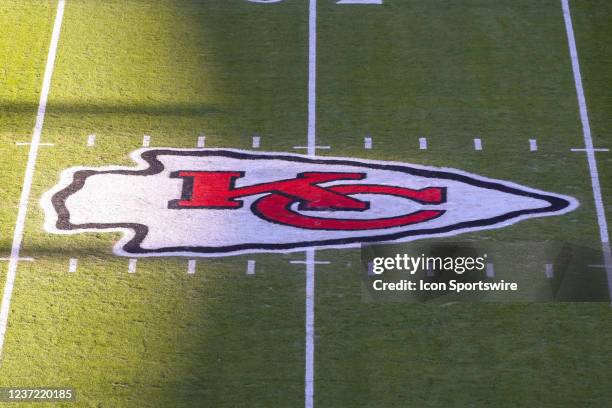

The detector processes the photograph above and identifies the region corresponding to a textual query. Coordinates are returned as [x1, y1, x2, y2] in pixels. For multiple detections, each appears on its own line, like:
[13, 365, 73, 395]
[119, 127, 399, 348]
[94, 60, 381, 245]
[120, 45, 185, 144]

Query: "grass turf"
[0, 0, 610, 407]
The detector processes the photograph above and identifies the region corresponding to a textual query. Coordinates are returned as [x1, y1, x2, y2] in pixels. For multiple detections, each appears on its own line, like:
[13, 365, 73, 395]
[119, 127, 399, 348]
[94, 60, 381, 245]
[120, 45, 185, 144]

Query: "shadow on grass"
[0, 101, 224, 117]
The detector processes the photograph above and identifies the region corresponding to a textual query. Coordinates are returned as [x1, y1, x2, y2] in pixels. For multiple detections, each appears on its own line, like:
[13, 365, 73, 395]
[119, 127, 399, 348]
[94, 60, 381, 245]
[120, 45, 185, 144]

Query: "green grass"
[572, 0, 612, 224]
[0, 0, 610, 407]
[0, 0, 54, 251]
[2, 1, 311, 407]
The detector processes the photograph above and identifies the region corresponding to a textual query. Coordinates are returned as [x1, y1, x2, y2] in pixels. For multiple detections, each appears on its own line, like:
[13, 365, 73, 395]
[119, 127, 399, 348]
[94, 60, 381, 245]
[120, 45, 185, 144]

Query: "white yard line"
[529, 139, 538, 151]
[486, 263, 495, 278]
[364, 136, 372, 149]
[15, 142, 54, 146]
[419, 137, 427, 150]
[307, 0, 318, 158]
[68, 258, 78, 273]
[0, 0, 65, 358]
[571, 147, 609, 152]
[545, 263, 554, 279]
[304, 247, 316, 408]
[0, 258, 34, 262]
[561, 0, 612, 300]
[187, 259, 196, 275]
[294, 145, 330, 150]
[291, 260, 330, 265]
[128, 258, 137, 273]
[197, 135, 206, 148]
[305, 2, 318, 407]
[246, 260, 256, 275]
[337, 0, 383, 4]
[473, 138, 482, 151]
[87, 134, 96, 147]
[142, 134, 151, 147]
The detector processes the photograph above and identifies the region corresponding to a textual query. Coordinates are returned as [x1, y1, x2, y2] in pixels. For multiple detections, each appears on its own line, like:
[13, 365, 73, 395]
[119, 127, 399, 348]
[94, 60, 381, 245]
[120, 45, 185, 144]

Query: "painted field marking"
[473, 138, 483, 151]
[187, 259, 196, 275]
[0, 0, 65, 359]
[294, 145, 330, 151]
[290, 260, 330, 265]
[246, 0, 380, 405]
[142, 135, 151, 147]
[304, 248, 315, 408]
[367, 262, 375, 277]
[545, 264, 554, 279]
[337, 0, 382, 4]
[364, 136, 372, 149]
[486, 263, 495, 278]
[246, 260, 256, 275]
[307, 0, 317, 158]
[529, 139, 538, 151]
[197, 135, 206, 148]
[68, 258, 78, 273]
[419, 137, 427, 150]
[562, 0, 612, 301]
[252, 135, 261, 148]
[128, 258, 137, 274]
[87, 134, 96, 147]
[571, 148, 609, 152]
[305, 2, 317, 407]
[15, 142, 54, 147]
[0, 258, 34, 262]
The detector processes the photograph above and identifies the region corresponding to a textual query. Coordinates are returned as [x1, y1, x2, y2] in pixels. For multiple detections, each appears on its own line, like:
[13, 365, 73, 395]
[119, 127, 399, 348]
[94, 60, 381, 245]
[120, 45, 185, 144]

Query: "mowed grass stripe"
[314, 1, 611, 406]
[569, 0, 612, 243]
[0, 0, 65, 360]
[0, 1, 312, 406]
[0, 1, 55, 253]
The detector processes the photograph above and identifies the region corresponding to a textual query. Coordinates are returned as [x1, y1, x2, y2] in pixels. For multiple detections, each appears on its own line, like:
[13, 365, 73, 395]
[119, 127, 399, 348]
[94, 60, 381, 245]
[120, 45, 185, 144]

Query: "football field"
[0, 0, 611, 407]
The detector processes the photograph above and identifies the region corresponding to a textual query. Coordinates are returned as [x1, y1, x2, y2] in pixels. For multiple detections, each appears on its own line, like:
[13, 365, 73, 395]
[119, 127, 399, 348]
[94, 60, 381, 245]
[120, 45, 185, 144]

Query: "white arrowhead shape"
[41, 149, 578, 257]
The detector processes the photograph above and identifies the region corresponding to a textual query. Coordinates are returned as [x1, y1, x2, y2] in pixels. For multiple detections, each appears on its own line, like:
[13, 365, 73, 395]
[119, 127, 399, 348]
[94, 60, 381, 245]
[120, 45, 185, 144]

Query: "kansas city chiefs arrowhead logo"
[41, 149, 578, 257]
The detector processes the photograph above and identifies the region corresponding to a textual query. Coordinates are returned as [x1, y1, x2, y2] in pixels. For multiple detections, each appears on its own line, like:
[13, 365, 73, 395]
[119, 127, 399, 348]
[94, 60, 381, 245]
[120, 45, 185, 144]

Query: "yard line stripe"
[294, 145, 330, 150]
[252, 135, 261, 148]
[307, 0, 317, 158]
[367, 262, 375, 277]
[529, 139, 538, 151]
[570, 147, 609, 152]
[87, 134, 96, 147]
[128, 259, 137, 274]
[561, 0, 612, 299]
[0, 0, 65, 359]
[246, 260, 256, 275]
[15, 142, 54, 146]
[305, 2, 317, 407]
[486, 263, 495, 278]
[364, 136, 372, 149]
[197, 135, 206, 148]
[187, 259, 196, 275]
[304, 248, 316, 408]
[473, 138, 482, 151]
[545, 264, 554, 279]
[142, 134, 151, 147]
[419, 137, 427, 150]
[337, 0, 383, 4]
[0, 258, 34, 262]
[68, 258, 78, 273]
